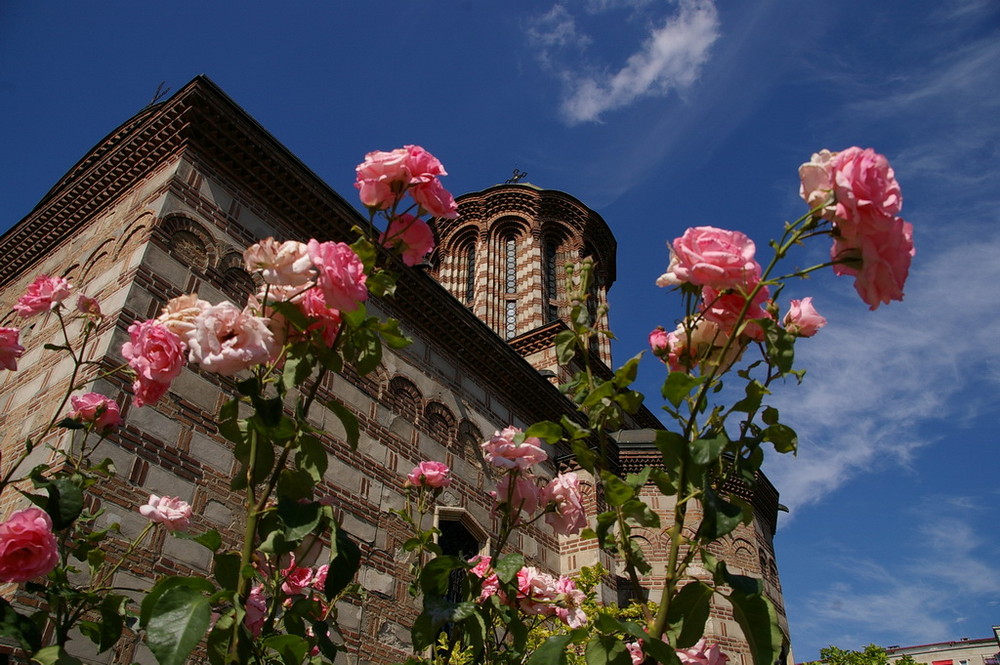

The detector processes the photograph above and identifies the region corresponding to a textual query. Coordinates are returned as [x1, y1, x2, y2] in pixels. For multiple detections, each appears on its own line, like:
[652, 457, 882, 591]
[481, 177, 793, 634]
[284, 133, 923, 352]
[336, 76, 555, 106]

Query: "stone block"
[361, 566, 396, 598]
[127, 405, 182, 447]
[143, 465, 195, 503]
[141, 245, 189, 288]
[171, 370, 222, 413]
[203, 499, 234, 528]
[342, 513, 376, 544]
[188, 431, 233, 472]
[163, 532, 212, 572]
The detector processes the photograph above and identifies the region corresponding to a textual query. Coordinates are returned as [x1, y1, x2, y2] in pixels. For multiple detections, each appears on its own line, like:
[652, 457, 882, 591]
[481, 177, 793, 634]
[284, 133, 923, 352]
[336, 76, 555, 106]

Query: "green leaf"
[732, 380, 770, 414]
[762, 422, 797, 454]
[367, 270, 397, 298]
[173, 529, 222, 552]
[615, 390, 644, 414]
[213, 552, 241, 592]
[524, 421, 563, 444]
[145, 586, 211, 665]
[648, 467, 676, 495]
[277, 469, 315, 502]
[378, 317, 411, 349]
[612, 354, 642, 387]
[555, 329, 577, 365]
[662, 372, 703, 407]
[217, 399, 244, 445]
[324, 399, 359, 450]
[140, 576, 215, 628]
[31, 477, 84, 530]
[570, 437, 597, 474]
[621, 498, 660, 529]
[281, 350, 315, 393]
[494, 553, 524, 584]
[697, 486, 744, 541]
[691, 433, 728, 466]
[419, 556, 465, 596]
[723, 573, 786, 665]
[761, 406, 779, 426]
[526, 635, 572, 665]
[666, 581, 713, 648]
[585, 634, 631, 665]
[600, 471, 634, 507]
[295, 434, 328, 482]
[0, 597, 41, 652]
[324, 521, 361, 600]
[263, 634, 310, 665]
[278, 498, 322, 542]
[30, 646, 82, 665]
[625, 466, 652, 490]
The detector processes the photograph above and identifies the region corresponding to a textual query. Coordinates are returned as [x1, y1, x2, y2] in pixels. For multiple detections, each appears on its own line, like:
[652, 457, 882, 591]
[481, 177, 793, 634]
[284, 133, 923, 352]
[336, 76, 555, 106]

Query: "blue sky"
[2, 1, 998, 659]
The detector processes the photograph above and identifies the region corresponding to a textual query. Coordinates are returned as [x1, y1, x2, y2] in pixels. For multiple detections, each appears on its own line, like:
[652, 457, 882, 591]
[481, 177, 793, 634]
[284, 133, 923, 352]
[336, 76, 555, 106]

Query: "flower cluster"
[627, 638, 729, 665]
[483, 427, 587, 537]
[469, 556, 587, 629]
[406, 461, 452, 489]
[67, 392, 123, 433]
[355, 144, 457, 219]
[799, 147, 914, 309]
[244, 557, 330, 638]
[0, 327, 25, 371]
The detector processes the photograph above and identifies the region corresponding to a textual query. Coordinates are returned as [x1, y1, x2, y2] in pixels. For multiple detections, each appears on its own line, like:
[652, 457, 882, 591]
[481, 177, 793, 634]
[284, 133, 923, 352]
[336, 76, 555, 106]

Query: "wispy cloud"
[526, 0, 720, 124]
[790, 500, 1000, 650]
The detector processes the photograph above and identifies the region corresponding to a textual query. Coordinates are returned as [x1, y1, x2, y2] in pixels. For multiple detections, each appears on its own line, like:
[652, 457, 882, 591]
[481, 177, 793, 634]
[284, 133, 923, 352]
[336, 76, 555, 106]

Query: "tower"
[429, 183, 616, 382]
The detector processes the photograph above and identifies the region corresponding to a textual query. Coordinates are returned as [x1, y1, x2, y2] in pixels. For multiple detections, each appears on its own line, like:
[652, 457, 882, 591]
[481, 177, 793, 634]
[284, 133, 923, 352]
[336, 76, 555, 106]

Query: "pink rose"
[832, 217, 914, 310]
[187, 301, 278, 375]
[468, 555, 492, 579]
[0, 507, 59, 583]
[410, 179, 458, 219]
[122, 320, 186, 407]
[297, 287, 342, 347]
[657, 227, 761, 291]
[481, 427, 548, 470]
[14, 275, 72, 317]
[139, 494, 192, 532]
[830, 147, 902, 240]
[554, 576, 587, 628]
[648, 327, 669, 358]
[516, 567, 558, 617]
[783, 297, 826, 337]
[311, 564, 328, 591]
[76, 294, 102, 318]
[355, 148, 410, 210]
[676, 639, 729, 665]
[281, 557, 314, 597]
[406, 461, 452, 488]
[798, 149, 837, 215]
[0, 327, 25, 371]
[244, 238, 313, 287]
[403, 145, 447, 184]
[700, 284, 771, 342]
[541, 473, 587, 536]
[306, 240, 368, 313]
[68, 393, 123, 432]
[494, 475, 541, 515]
[628, 642, 644, 665]
[380, 214, 436, 266]
[244, 584, 267, 637]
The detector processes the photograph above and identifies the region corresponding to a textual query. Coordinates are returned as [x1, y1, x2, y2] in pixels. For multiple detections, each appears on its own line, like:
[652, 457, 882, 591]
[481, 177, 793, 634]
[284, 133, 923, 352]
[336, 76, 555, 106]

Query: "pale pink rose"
[68, 393, 123, 432]
[673, 318, 744, 374]
[76, 294, 102, 318]
[541, 473, 587, 536]
[832, 217, 914, 310]
[783, 297, 826, 337]
[0, 327, 25, 371]
[132, 378, 169, 408]
[139, 495, 192, 532]
[380, 214, 436, 266]
[122, 320, 186, 393]
[482, 427, 548, 470]
[14, 275, 72, 317]
[355, 148, 410, 209]
[403, 145, 448, 184]
[187, 301, 278, 375]
[410, 179, 458, 219]
[311, 564, 328, 591]
[700, 284, 771, 342]
[798, 149, 837, 215]
[554, 576, 587, 628]
[468, 555, 492, 579]
[0, 507, 59, 583]
[676, 639, 729, 665]
[244, 584, 267, 637]
[478, 573, 501, 602]
[307, 240, 368, 313]
[516, 567, 558, 617]
[157, 294, 211, 342]
[659, 227, 761, 291]
[297, 287, 342, 347]
[830, 147, 902, 241]
[406, 461, 452, 488]
[627, 642, 644, 665]
[654, 324, 691, 373]
[281, 558, 314, 597]
[494, 475, 541, 515]
[244, 238, 313, 286]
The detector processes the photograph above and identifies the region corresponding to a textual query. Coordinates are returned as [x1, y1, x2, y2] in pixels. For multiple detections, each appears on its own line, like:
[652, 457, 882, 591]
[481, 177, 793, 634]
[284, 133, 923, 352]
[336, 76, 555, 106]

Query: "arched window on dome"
[543, 237, 560, 323]
[504, 235, 518, 339]
[464, 243, 476, 305]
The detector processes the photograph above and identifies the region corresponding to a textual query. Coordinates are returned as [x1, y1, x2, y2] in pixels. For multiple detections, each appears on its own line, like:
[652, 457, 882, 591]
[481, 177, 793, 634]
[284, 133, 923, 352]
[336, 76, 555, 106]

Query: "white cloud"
[767, 231, 1000, 513]
[527, 0, 721, 124]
